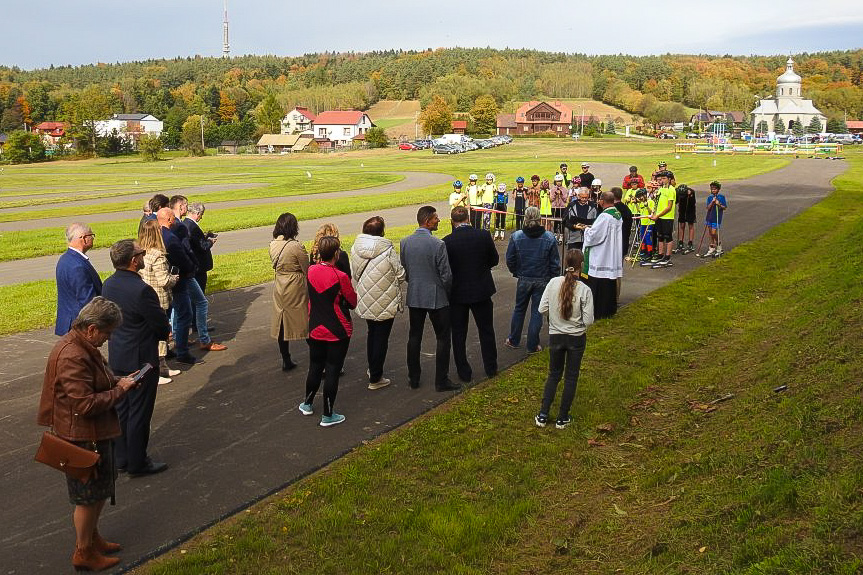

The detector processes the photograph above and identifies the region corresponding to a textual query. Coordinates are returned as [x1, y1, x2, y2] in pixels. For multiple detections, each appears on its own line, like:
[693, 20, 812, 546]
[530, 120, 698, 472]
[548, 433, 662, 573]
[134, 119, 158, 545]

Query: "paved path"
[0, 171, 451, 232]
[0, 166, 630, 285]
[0, 159, 848, 573]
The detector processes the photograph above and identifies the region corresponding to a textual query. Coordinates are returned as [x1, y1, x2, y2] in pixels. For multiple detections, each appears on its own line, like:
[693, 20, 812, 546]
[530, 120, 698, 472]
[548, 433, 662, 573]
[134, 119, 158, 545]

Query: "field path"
[0, 158, 848, 574]
[0, 171, 450, 232]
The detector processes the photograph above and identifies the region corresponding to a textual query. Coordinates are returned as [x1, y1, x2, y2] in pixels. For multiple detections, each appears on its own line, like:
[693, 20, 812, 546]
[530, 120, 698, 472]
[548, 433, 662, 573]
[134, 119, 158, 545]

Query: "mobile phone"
[169, 266, 179, 275]
[132, 363, 154, 383]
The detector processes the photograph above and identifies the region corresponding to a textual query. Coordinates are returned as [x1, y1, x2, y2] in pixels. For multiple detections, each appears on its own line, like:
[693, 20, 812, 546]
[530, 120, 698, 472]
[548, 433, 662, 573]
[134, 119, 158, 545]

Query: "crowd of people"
[41, 160, 728, 570]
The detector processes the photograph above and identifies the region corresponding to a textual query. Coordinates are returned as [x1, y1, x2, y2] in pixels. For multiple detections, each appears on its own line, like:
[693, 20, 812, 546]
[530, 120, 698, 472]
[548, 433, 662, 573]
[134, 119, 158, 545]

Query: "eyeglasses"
[81, 233, 96, 239]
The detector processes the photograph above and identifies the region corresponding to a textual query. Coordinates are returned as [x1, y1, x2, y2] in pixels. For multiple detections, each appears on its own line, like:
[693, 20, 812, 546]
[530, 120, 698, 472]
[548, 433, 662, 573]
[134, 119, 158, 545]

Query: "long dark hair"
[559, 249, 584, 321]
[273, 212, 298, 239]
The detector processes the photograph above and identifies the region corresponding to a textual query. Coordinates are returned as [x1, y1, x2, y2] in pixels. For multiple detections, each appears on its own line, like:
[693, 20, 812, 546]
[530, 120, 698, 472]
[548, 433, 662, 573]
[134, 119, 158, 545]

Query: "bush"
[4, 131, 46, 164]
[365, 127, 388, 148]
[139, 134, 163, 162]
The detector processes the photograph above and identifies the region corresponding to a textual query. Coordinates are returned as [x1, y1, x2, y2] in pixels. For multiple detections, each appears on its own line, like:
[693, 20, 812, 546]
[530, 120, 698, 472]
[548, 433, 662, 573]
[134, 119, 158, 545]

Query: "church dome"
[777, 57, 801, 85]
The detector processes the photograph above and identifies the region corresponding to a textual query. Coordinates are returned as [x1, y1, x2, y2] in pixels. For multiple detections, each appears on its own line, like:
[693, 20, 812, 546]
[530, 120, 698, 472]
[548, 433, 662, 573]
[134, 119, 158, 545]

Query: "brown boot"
[93, 530, 122, 554]
[72, 545, 120, 571]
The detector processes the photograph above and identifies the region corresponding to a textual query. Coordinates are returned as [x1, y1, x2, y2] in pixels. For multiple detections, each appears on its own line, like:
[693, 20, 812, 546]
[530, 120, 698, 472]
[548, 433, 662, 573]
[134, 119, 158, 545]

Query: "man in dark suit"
[183, 202, 216, 293]
[55, 223, 102, 336]
[443, 206, 500, 383]
[157, 207, 198, 364]
[102, 239, 171, 476]
[400, 206, 459, 392]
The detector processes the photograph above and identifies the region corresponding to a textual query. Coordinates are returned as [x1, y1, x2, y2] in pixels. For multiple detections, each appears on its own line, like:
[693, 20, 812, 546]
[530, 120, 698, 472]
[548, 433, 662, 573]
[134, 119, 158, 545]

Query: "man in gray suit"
[400, 206, 460, 392]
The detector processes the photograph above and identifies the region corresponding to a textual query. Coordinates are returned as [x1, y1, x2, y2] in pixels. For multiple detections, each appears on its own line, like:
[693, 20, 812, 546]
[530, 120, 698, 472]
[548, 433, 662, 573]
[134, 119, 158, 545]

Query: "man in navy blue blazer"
[442, 206, 500, 383]
[102, 239, 171, 476]
[55, 223, 102, 336]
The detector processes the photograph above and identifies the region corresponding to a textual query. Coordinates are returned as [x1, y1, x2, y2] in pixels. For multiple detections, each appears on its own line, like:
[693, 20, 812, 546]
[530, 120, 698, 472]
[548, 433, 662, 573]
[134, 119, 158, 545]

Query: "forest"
[1, 48, 861, 152]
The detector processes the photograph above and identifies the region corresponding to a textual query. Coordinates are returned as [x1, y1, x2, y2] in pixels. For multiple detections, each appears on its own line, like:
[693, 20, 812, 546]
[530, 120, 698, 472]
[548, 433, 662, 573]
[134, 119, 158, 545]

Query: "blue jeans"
[171, 277, 193, 357]
[186, 277, 211, 345]
[507, 277, 548, 351]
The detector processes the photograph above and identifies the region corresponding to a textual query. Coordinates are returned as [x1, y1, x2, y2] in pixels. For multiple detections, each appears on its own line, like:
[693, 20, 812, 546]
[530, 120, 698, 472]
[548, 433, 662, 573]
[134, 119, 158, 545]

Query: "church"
[750, 58, 826, 134]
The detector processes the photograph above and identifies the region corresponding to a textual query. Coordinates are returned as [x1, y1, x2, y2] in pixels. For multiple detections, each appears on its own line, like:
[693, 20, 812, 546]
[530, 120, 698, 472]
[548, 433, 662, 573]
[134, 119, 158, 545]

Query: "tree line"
[1, 48, 861, 159]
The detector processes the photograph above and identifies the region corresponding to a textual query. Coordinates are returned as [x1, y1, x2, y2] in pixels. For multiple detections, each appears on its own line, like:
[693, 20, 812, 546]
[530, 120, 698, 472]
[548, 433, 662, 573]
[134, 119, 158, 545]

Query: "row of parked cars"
[431, 135, 513, 154]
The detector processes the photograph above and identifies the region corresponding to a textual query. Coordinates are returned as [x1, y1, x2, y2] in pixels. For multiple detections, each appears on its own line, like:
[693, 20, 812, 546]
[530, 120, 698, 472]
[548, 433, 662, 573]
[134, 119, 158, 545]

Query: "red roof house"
[312, 111, 375, 146]
[513, 101, 573, 136]
[451, 120, 467, 134]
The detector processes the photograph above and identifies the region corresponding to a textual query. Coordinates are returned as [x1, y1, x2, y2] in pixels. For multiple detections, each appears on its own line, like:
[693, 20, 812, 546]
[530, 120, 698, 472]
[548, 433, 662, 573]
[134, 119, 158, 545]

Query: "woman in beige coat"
[270, 212, 309, 371]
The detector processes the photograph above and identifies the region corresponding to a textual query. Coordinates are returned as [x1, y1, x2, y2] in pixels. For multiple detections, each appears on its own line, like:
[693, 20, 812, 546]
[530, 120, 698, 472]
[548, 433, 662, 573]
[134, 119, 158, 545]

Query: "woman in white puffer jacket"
[349, 216, 406, 390]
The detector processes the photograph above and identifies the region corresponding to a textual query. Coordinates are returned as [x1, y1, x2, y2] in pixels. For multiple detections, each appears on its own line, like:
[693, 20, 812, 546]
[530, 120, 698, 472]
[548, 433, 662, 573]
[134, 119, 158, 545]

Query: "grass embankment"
[0, 172, 401, 221]
[0, 222, 448, 336]
[138, 156, 863, 574]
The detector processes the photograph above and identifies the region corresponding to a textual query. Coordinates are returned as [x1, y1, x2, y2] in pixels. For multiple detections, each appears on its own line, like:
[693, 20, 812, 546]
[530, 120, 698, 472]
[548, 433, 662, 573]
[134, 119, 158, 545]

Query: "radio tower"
[222, 0, 231, 58]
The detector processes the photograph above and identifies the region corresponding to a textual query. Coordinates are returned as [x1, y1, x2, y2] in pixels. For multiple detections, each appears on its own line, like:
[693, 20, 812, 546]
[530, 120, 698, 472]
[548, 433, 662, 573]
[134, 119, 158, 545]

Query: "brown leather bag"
[34, 431, 100, 483]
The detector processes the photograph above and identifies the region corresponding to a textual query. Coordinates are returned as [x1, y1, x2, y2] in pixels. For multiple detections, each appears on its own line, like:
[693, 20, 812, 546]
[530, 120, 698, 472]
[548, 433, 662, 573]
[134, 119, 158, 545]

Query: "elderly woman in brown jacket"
[270, 212, 309, 371]
[37, 297, 139, 571]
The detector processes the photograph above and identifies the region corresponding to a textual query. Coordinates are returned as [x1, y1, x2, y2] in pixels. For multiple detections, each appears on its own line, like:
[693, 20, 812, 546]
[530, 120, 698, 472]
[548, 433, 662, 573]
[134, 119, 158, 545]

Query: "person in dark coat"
[158, 208, 197, 364]
[182, 202, 216, 293]
[442, 206, 500, 383]
[102, 239, 171, 477]
[55, 223, 102, 336]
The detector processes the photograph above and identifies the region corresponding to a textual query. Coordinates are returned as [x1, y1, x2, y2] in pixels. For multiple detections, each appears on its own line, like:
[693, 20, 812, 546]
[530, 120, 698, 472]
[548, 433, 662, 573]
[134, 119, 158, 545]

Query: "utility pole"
[200, 115, 205, 153]
[580, 106, 585, 136]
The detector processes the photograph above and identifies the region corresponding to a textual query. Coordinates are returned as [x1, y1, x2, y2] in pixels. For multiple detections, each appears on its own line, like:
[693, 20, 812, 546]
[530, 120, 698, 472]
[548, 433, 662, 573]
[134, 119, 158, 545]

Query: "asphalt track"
[0, 158, 848, 573]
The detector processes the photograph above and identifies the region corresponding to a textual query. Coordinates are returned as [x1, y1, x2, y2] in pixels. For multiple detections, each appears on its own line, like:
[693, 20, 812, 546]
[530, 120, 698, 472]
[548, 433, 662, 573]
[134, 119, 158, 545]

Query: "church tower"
[776, 57, 802, 99]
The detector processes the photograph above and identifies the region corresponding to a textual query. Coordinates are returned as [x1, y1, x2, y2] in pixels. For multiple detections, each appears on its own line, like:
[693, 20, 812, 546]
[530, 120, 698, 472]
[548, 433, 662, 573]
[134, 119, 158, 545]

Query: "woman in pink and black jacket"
[298, 235, 357, 427]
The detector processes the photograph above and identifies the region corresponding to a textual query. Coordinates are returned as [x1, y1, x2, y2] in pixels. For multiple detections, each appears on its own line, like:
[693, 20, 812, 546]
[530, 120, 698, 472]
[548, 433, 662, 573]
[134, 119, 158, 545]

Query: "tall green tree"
[826, 117, 848, 133]
[4, 130, 45, 163]
[418, 96, 452, 136]
[773, 116, 786, 134]
[469, 94, 499, 134]
[365, 126, 388, 148]
[255, 93, 284, 134]
[182, 114, 205, 156]
[138, 134, 162, 161]
[806, 116, 823, 134]
[792, 116, 805, 136]
[59, 86, 114, 154]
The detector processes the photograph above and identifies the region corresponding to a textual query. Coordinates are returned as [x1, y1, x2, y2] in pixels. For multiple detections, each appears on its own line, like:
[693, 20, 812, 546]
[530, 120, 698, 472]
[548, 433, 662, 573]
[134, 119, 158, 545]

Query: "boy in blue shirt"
[701, 181, 728, 257]
[494, 183, 509, 240]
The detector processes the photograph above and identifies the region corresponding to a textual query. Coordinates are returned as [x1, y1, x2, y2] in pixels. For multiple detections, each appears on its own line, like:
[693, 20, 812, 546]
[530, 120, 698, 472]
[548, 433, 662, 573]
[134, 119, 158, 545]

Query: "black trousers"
[451, 299, 497, 381]
[407, 306, 451, 387]
[366, 318, 394, 383]
[277, 323, 292, 364]
[540, 333, 587, 420]
[304, 338, 350, 417]
[470, 207, 483, 229]
[113, 370, 159, 472]
[588, 276, 618, 320]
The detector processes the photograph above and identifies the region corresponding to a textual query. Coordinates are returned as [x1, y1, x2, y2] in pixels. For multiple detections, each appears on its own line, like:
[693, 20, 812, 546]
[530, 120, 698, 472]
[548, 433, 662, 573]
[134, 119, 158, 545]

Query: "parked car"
[432, 144, 458, 154]
[398, 142, 416, 150]
[657, 132, 677, 139]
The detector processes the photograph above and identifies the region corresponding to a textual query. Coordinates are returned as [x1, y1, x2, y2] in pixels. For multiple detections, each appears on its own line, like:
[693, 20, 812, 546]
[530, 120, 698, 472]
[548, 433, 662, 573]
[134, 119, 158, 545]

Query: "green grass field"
[133, 153, 863, 574]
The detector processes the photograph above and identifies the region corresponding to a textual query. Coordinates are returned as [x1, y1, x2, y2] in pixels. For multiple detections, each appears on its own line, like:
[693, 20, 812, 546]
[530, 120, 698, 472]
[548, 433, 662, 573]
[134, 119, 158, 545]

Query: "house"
[0, 133, 7, 155]
[512, 101, 573, 136]
[690, 111, 745, 127]
[256, 133, 314, 154]
[451, 120, 467, 134]
[218, 140, 241, 154]
[846, 120, 863, 135]
[33, 121, 69, 146]
[496, 114, 516, 136]
[311, 110, 375, 147]
[94, 113, 163, 143]
[280, 106, 316, 134]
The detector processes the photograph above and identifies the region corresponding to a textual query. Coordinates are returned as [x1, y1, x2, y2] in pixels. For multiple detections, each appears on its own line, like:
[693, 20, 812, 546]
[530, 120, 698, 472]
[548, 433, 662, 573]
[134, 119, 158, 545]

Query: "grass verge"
[135, 156, 862, 574]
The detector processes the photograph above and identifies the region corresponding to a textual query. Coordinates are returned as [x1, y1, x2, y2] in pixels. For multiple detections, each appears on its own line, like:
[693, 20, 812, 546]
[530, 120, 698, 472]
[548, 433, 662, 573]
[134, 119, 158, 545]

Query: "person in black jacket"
[442, 206, 500, 383]
[158, 208, 197, 364]
[183, 202, 216, 293]
[102, 239, 171, 477]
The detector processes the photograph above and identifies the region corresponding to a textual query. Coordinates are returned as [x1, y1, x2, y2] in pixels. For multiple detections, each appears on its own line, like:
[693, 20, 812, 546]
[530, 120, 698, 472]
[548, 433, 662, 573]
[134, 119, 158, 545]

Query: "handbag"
[35, 431, 100, 483]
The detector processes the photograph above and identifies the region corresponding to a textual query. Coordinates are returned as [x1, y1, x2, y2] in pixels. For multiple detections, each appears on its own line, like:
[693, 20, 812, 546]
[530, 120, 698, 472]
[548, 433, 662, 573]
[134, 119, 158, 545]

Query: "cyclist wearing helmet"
[551, 173, 568, 243]
[513, 176, 527, 229]
[539, 178, 553, 232]
[622, 166, 645, 190]
[449, 180, 468, 209]
[557, 163, 572, 187]
[674, 184, 696, 254]
[651, 161, 676, 186]
[578, 162, 595, 188]
[493, 183, 509, 240]
[479, 173, 497, 232]
[526, 175, 542, 211]
[467, 174, 482, 228]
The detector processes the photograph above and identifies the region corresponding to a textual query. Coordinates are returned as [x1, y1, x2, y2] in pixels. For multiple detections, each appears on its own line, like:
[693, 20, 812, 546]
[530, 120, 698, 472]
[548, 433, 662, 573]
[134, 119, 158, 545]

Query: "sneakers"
[701, 246, 716, 258]
[714, 244, 723, 257]
[682, 244, 695, 254]
[651, 258, 671, 269]
[527, 345, 543, 354]
[504, 338, 519, 349]
[535, 413, 548, 428]
[320, 412, 346, 427]
[673, 242, 684, 254]
[555, 416, 572, 429]
[298, 402, 313, 416]
[158, 376, 172, 385]
[368, 377, 391, 390]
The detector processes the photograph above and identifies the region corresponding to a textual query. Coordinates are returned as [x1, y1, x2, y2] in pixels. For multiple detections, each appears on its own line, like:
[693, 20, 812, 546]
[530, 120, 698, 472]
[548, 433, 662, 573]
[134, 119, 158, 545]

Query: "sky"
[1, 0, 862, 70]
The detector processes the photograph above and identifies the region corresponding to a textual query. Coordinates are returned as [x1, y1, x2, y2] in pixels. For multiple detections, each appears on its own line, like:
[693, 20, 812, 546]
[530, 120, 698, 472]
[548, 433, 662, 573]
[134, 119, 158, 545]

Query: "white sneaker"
[368, 378, 391, 390]
[158, 376, 172, 385]
[704, 246, 716, 257]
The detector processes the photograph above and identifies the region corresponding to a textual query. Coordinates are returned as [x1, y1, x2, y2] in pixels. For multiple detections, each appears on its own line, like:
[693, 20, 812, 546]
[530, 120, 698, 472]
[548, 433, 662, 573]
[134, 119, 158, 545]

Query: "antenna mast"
[222, 0, 231, 57]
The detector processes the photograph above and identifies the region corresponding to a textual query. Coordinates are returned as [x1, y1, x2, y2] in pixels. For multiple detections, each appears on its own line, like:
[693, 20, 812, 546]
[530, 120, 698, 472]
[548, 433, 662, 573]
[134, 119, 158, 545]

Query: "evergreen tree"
[606, 119, 616, 134]
[138, 134, 162, 161]
[826, 117, 848, 133]
[792, 116, 804, 136]
[806, 116, 823, 134]
[773, 116, 786, 134]
[757, 120, 769, 134]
